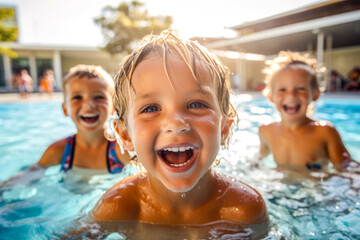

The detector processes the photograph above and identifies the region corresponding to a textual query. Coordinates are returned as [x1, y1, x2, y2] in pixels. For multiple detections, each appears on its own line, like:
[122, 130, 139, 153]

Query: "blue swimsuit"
[60, 135, 124, 174]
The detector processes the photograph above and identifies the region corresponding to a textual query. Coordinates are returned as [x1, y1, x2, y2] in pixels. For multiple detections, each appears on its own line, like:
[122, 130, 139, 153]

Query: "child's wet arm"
[326, 126, 356, 171]
[0, 163, 45, 187]
[259, 126, 270, 157]
[37, 140, 65, 167]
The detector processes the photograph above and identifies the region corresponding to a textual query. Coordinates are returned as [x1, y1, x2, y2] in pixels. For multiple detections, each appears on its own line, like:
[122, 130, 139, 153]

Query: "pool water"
[0, 95, 360, 239]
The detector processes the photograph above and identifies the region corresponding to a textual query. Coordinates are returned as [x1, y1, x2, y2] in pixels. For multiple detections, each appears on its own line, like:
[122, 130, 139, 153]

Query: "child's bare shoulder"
[259, 122, 279, 137]
[259, 122, 279, 130]
[313, 120, 338, 135]
[38, 138, 67, 166]
[216, 173, 268, 224]
[92, 173, 144, 221]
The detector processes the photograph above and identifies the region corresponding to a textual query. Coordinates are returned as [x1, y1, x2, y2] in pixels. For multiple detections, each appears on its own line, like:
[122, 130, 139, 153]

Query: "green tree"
[95, 1, 173, 54]
[0, 7, 18, 57]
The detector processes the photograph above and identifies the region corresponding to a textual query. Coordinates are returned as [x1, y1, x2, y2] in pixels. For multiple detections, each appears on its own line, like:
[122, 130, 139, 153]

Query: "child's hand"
[0, 164, 45, 188]
[336, 159, 360, 173]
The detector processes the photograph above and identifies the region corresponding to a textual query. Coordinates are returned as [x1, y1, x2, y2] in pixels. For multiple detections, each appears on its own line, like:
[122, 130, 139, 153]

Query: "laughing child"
[2, 65, 131, 186]
[37, 65, 130, 176]
[259, 51, 359, 172]
[92, 30, 268, 225]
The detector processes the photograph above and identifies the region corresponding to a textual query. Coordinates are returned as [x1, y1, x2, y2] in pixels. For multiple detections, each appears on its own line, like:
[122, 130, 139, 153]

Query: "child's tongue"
[81, 116, 99, 123]
[161, 150, 192, 165]
[284, 104, 300, 114]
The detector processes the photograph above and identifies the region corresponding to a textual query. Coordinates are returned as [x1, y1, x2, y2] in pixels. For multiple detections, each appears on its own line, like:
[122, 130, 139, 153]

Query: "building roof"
[205, 0, 360, 55]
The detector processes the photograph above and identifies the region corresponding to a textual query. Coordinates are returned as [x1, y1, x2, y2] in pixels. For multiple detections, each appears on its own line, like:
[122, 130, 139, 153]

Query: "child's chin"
[164, 180, 199, 194]
[281, 114, 303, 124]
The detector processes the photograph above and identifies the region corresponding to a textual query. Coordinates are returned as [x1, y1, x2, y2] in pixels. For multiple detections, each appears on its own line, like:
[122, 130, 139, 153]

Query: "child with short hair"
[37, 65, 130, 176]
[92, 30, 268, 225]
[2, 65, 131, 186]
[259, 51, 359, 171]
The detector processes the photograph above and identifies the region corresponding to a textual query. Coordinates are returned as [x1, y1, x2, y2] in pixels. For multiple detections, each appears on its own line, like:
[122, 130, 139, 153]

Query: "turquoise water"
[0, 95, 360, 239]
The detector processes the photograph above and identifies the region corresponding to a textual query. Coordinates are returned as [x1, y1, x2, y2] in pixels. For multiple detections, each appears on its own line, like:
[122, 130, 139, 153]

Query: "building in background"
[2, 1, 360, 93]
[0, 42, 122, 92]
[0, 4, 123, 92]
[195, 0, 360, 92]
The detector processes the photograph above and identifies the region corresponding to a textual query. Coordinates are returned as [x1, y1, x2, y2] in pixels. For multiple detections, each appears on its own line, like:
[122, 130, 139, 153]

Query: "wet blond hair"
[113, 29, 236, 125]
[62, 64, 115, 99]
[263, 51, 322, 98]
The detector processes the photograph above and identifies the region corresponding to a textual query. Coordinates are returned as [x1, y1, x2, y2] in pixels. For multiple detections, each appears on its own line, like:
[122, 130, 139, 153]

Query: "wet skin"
[259, 68, 355, 170]
[93, 54, 268, 224]
[37, 76, 130, 169]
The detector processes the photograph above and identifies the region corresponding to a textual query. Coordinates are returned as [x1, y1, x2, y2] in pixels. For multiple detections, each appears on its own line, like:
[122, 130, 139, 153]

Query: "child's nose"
[164, 112, 191, 134]
[288, 89, 297, 96]
[84, 98, 95, 109]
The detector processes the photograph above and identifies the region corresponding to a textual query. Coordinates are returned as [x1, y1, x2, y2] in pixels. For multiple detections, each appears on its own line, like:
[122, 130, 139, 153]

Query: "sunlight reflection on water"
[0, 95, 360, 239]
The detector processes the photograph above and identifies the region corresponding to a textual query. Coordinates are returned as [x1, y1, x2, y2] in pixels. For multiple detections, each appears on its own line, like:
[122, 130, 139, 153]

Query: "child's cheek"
[196, 114, 222, 138]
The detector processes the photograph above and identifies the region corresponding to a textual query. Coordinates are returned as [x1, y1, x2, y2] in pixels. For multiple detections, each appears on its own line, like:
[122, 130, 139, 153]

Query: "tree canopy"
[95, 1, 173, 54]
[0, 7, 18, 57]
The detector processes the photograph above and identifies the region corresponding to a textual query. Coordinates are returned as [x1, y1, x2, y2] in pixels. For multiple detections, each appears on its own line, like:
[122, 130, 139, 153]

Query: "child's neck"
[75, 130, 107, 147]
[147, 169, 217, 211]
[281, 116, 312, 130]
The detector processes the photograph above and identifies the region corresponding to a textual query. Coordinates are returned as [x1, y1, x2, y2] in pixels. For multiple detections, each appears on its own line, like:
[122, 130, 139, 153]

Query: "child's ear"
[267, 94, 274, 103]
[312, 90, 320, 102]
[62, 102, 68, 116]
[114, 120, 134, 151]
[220, 117, 234, 145]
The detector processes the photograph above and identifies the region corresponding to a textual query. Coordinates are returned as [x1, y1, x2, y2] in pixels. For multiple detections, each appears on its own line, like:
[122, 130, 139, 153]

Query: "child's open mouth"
[157, 145, 198, 170]
[283, 103, 300, 115]
[80, 113, 100, 124]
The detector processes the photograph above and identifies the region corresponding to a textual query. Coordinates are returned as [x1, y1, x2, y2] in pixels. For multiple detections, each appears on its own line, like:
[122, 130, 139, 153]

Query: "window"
[36, 59, 53, 85]
[11, 58, 30, 75]
[0, 56, 5, 87]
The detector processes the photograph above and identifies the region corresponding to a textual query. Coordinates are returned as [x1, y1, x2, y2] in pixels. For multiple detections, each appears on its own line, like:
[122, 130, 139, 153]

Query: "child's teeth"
[82, 113, 98, 117]
[169, 162, 188, 167]
[163, 146, 193, 152]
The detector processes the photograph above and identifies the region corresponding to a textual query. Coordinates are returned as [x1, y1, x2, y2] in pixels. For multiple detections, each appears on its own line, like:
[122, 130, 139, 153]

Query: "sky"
[1, 0, 323, 47]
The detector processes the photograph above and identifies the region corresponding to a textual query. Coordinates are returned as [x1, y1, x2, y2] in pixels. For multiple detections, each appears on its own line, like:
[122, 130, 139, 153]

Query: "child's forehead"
[275, 67, 312, 81]
[66, 76, 110, 91]
[134, 52, 213, 86]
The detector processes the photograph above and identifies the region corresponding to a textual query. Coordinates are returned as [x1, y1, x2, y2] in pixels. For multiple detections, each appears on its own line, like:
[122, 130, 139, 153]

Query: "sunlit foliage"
[0, 7, 18, 57]
[95, 1, 173, 54]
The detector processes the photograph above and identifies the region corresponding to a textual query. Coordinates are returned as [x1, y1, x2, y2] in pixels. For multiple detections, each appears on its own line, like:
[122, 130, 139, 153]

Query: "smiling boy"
[92, 30, 268, 225]
[259, 51, 358, 171]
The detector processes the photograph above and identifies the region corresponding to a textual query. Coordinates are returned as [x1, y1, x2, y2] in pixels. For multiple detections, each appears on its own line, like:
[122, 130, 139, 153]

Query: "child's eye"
[296, 87, 306, 91]
[141, 105, 160, 113]
[94, 95, 106, 100]
[188, 102, 207, 109]
[278, 88, 286, 92]
[71, 95, 82, 100]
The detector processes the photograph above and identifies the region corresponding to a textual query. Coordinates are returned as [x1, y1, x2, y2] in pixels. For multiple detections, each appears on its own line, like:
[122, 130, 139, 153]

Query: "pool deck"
[0, 91, 358, 104]
[0, 92, 63, 103]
